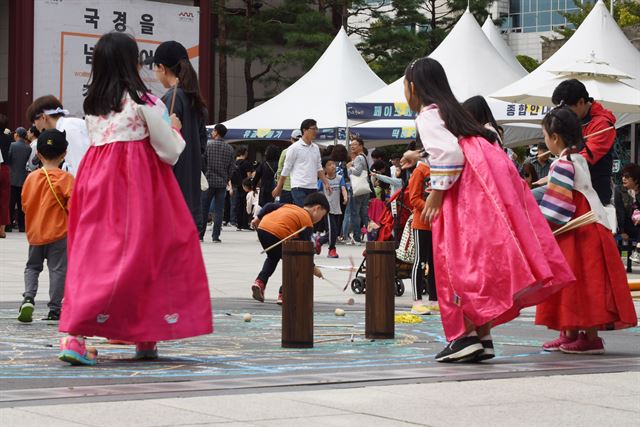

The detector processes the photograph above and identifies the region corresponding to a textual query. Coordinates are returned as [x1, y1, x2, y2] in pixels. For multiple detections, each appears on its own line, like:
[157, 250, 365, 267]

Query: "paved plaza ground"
[0, 227, 639, 426]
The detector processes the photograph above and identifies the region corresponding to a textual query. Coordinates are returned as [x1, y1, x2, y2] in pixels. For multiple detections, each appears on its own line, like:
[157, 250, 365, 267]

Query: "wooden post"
[281, 240, 314, 348]
[365, 241, 395, 339]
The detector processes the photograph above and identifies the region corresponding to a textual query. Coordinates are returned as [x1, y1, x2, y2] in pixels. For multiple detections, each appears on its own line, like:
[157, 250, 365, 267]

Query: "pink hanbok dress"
[417, 104, 575, 341]
[59, 93, 212, 342]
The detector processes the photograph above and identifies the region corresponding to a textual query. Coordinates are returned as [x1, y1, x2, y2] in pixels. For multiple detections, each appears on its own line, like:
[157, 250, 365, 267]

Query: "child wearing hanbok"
[58, 32, 212, 365]
[536, 106, 637, 354]
[402, 57, 575, 362]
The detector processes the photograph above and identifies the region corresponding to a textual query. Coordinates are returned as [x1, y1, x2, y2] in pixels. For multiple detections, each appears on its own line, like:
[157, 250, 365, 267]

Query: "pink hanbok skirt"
[432, 136, 575, 341]
[59, 139, 212, 342]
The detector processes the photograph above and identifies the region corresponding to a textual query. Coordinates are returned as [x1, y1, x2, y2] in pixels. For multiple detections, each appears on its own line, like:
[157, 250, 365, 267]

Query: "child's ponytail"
[171, 59, 207, 118]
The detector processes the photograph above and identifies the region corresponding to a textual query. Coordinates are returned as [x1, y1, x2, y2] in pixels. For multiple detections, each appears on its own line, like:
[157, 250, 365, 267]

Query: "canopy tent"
[347, 9, 544, 146]
[492, 1, 640, 123]
[481, 17, 528, 76]
[216, 28, 386, 142]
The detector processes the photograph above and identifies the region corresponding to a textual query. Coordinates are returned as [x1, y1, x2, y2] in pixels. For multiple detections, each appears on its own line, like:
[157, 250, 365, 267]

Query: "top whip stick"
[260, 226, 308, 254]
[169, 78, 180, 115]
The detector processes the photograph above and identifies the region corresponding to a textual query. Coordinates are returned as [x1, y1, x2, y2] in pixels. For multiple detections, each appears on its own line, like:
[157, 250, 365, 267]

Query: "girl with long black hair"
[151, 41, 208, 230]
[401, 57, 574, 363]
[58, 32, 212, 365]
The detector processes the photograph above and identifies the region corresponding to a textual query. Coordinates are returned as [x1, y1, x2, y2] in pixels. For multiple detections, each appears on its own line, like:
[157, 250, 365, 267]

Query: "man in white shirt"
[26, 95, 90, 176]
[272, 119, 331, 207]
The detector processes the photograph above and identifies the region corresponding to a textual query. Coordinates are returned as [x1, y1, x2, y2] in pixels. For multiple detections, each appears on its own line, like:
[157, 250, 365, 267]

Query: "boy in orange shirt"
[251, 192, 329, 305]
[18, 129, 73, 322]
[407, 161, 438, 315]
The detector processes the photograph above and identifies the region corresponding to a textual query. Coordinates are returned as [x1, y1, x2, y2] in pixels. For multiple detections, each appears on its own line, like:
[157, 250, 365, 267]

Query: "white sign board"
[34, 0, 200, 118]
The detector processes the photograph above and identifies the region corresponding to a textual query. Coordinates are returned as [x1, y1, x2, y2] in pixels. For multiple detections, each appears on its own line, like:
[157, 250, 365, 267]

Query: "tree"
[357, 0, 494, 83]
[516, 55, 540, 73]
[224, 0, 334, 110]
[553, 0, 640, 39]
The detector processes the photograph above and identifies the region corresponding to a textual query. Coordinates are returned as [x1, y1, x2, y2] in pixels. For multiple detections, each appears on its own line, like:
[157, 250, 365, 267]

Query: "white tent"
[348, 9, 544, 146]
[481, 17, 528, 76]
[218, 28, 386, 142]
[492, 0, 640, 125]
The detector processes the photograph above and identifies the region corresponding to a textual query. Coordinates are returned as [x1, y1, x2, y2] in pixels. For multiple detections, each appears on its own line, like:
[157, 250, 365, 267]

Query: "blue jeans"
[351, 194, 369, 242]
[200, 187, 226, 240]
[279, 190, 293, 204]
[532, 185, 547, 204]
[291, 187, 318, 207]
[341, 189, 353, 238]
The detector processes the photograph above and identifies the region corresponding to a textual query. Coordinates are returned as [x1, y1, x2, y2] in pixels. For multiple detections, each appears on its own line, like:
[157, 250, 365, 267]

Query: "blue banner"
[221, 127, 343, 141]
[349, 126, 416, 141]
[347, 102, 416, 120]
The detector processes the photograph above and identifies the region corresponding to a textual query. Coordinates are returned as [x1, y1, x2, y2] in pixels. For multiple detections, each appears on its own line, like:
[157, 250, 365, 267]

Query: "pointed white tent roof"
[355, 9, 525, 106]
[349, 9, 542, 146]
[492, 0, 640, 116]
[482, 17, 528, 76]
[220, 28, 385, 140]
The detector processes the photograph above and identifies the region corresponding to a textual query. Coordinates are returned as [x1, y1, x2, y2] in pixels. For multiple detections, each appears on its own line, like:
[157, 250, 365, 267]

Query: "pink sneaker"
[58, 335, 98, 366]
[252, 279, 266, 302]
[542, 332, 576, 351]
[559, 333, 605, 355]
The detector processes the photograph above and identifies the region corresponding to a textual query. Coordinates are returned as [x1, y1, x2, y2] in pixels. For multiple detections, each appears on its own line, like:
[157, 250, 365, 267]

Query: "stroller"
[350, 187, 414, 296]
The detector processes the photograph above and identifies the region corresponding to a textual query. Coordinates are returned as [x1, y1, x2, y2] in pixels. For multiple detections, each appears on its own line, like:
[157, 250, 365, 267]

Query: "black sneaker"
[477, 339, 495, 361]
[212, 238, 222, 243]
[435, 336, 483, 363]
[461, 339, 496, 362]
[18, 297, 35, 323]
[42, 310, 61, 321]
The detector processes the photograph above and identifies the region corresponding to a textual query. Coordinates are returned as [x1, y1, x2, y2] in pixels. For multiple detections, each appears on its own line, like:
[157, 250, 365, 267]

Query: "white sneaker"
[631, 251, 640, 264]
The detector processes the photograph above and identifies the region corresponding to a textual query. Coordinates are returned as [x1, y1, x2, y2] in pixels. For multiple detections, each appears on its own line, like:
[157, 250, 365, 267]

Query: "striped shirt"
[540, 159, 576, 225]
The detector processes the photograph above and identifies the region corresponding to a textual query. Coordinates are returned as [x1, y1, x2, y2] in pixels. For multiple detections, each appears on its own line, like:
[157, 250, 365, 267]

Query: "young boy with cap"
[251, 192, 329, 305]
[17, 129, 73, 322]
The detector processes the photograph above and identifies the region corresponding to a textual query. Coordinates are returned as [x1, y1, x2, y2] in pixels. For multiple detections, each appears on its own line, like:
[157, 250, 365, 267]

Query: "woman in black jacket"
[615, 163, 640, 262]
[253, 145, 279, 208]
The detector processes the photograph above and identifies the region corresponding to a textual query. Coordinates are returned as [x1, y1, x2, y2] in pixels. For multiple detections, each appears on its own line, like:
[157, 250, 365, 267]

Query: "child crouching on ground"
[251, 192, 329, 305]
[18, 129, 73, 322]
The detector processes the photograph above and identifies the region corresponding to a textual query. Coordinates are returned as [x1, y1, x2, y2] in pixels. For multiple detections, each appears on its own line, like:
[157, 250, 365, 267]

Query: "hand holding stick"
[169, 78, 180, 115]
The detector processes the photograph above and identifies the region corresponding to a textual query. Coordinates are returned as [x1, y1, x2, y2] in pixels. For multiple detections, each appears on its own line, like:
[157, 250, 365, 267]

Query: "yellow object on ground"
[629, 280, 640, 292]
[395, 313, 423, 324]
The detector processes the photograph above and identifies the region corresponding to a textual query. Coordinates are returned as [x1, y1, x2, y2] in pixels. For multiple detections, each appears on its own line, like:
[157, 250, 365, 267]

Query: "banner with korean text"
[34, 0, 199, 118]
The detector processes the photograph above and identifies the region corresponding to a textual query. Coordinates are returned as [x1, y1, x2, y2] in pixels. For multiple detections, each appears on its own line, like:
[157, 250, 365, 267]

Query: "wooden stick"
[584, 126, 614, 140]
[169, 79, 180, 115]
[260, 226, 308, 254]
[553, 211, 597, 236]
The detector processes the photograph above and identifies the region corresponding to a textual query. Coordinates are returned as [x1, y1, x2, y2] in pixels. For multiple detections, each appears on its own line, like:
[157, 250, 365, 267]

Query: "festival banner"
[34, 0, 200, 118]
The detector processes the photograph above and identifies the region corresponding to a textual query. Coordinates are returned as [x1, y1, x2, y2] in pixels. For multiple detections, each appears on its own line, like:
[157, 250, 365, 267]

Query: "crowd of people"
[0, 31, 636, 366]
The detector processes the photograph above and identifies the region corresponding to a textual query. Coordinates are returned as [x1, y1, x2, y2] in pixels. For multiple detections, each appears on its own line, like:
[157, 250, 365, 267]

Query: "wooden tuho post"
[365, 241, 395, 339]
[281, 240, 314, 348]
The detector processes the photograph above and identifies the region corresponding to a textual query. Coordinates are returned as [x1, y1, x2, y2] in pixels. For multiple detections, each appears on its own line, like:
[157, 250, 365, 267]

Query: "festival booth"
[346, 9, 544, 148]
[492, 1, 640, 129]
[481, 17, 528, 76]
[216, 28, 386, 143]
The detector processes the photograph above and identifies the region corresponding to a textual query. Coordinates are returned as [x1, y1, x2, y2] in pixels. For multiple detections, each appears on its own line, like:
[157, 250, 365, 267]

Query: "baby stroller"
[350, 187, 413, 296]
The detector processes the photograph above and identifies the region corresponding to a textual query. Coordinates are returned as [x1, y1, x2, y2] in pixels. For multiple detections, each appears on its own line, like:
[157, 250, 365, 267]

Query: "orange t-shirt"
[407, 162, 432, 230]
[258, 204, 313, 239]
[21, 168, 74, 245]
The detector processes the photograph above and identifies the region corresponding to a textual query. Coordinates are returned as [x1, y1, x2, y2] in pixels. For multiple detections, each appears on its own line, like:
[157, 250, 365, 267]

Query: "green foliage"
[357, 0, 494, 83]
[554, 0, 640, 39]
[225, 0, 334, 104]
[516, 55, 540, 73]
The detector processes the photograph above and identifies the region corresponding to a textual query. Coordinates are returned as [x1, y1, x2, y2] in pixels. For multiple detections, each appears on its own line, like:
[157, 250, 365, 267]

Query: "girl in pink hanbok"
[58, 32, 212, 365]
[402, 58, 575, 363]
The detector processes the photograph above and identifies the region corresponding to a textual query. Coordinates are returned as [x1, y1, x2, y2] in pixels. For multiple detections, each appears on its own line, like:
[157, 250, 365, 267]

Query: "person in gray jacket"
[7, 127, 32, 232]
